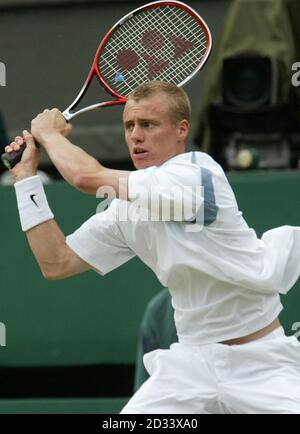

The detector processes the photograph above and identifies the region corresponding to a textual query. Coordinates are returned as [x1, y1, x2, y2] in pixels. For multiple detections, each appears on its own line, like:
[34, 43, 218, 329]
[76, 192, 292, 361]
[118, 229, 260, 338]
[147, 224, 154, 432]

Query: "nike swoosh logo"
[30, 194, 39, 208]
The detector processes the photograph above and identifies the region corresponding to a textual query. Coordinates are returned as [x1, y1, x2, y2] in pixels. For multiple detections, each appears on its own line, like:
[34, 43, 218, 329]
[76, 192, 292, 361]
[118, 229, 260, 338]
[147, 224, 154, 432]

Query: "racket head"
[94, 0, 212, 101]
[1, 1, 212, 170]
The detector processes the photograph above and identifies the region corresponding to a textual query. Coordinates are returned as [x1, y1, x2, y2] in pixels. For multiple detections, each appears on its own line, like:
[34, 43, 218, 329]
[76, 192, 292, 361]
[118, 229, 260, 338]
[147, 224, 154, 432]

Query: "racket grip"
[1, 144, 26, 170]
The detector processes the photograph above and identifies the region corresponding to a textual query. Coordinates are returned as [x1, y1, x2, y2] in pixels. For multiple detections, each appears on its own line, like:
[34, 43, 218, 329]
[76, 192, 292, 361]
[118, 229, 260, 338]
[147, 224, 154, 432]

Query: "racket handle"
[1, 144, 26, 170]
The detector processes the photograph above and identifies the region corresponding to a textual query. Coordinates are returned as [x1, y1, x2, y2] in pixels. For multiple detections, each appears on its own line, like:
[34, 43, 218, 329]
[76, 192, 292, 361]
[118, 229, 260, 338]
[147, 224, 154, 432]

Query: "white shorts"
[121, 328, 300, 414]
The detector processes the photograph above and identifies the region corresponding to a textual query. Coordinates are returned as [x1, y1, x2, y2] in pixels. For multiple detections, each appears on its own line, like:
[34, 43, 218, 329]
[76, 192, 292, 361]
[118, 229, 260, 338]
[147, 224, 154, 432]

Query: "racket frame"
[63, 0, 212, 121]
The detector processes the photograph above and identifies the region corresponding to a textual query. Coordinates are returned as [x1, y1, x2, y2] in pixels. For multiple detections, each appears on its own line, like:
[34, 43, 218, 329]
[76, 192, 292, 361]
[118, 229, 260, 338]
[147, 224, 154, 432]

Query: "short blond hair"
[127, 81, 191, 125]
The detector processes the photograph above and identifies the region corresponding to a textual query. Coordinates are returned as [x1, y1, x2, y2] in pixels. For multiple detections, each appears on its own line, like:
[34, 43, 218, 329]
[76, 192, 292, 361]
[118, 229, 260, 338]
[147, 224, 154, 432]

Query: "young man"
[6, 81, 300, 413]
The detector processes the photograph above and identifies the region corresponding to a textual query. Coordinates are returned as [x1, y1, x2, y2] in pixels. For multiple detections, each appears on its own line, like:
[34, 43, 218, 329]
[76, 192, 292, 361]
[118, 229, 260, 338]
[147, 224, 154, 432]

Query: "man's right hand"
[4, 131, 41, 182]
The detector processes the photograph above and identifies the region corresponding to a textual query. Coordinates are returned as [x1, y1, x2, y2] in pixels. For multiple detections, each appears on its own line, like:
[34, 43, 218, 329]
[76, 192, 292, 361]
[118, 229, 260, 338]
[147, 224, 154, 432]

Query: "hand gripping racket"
[1, 0, 212, 169]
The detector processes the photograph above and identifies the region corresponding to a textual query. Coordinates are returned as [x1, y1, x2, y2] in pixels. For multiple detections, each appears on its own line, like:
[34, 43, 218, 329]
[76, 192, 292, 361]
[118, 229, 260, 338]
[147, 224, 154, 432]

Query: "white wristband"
[14, 175, 54, 232]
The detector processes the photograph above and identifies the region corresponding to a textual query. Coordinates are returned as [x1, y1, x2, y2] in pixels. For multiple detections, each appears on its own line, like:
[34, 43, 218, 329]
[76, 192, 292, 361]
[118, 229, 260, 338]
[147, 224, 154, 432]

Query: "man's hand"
[31, 108, 72, 144]
[5, 131, 41, 182]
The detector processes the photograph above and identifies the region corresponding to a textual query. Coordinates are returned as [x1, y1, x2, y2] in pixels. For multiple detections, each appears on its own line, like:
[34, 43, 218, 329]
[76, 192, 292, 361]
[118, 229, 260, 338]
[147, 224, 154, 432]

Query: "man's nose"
[131, 125, 144, 142]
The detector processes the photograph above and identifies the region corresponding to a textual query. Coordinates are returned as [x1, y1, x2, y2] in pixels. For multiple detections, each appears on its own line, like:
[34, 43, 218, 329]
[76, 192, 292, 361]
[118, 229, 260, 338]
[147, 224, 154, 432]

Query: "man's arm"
[26, 219, 91, 280]
[39, 132, 129, 196]
[7, 131, 91, 280]
[31, 109, 130, 196]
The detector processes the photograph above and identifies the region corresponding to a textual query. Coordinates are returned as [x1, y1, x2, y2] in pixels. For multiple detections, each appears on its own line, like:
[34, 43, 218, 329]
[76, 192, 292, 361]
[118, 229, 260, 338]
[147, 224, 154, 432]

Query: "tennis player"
[6, 81, 300, 413]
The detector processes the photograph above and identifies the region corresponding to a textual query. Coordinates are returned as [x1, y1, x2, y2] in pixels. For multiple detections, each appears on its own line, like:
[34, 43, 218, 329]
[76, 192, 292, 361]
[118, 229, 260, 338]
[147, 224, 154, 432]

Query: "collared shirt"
[66, 152, 300, 344]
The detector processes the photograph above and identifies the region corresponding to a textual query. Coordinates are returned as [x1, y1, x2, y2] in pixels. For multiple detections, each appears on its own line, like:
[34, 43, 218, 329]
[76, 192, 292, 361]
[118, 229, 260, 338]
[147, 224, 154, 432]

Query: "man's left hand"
[31, 108, 72, 144]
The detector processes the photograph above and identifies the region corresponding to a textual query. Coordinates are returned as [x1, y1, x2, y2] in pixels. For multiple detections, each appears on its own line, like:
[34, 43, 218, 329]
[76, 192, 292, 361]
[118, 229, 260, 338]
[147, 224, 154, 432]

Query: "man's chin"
[133, 160, 152, 170]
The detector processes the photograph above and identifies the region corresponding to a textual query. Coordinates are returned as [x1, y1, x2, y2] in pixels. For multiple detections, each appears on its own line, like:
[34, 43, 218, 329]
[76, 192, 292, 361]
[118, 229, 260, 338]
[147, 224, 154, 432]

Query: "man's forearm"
[26, 219, 68, 279]
[14, 175, 90, 280]
[14, 175, 69, 278]
[40, 132, 130, 197]
[29, 108, 130, 196]
[26, 218, 90, 280]
[40, 132, 105, 194]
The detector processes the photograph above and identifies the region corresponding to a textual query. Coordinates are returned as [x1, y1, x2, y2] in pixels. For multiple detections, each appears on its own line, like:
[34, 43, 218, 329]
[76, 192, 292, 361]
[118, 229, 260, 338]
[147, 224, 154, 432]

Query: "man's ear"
[177, 120, 189, 140]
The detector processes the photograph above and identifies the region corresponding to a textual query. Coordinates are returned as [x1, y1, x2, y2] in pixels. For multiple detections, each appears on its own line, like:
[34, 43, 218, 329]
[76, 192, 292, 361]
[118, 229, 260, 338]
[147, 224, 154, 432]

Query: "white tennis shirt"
[66, 152, 300, 344]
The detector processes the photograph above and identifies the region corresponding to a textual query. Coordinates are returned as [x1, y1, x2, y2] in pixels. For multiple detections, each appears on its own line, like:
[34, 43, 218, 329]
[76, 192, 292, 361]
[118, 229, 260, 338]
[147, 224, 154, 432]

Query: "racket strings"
[98, 5, 208, 97]
[114, 7, 206, 85]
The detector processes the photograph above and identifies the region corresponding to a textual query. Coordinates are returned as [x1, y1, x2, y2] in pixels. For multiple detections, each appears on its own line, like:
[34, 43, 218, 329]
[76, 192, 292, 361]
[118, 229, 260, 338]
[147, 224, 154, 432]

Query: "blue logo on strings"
[115, 72, 125, 82]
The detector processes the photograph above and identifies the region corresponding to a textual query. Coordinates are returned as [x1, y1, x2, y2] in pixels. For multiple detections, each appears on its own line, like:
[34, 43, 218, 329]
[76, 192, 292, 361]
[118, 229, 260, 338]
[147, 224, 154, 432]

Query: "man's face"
[123, 94, 189, 169]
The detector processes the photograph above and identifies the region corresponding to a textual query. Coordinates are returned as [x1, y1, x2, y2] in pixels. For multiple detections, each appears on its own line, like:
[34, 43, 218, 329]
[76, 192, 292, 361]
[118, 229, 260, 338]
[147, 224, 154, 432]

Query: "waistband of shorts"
[257, 326, 285, 341]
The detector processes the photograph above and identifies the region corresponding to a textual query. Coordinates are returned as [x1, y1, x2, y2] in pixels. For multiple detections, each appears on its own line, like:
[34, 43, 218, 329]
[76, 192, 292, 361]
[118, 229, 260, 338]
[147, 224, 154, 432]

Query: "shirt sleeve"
[66, 200, 135, 275]
[128, 162, 203, 222]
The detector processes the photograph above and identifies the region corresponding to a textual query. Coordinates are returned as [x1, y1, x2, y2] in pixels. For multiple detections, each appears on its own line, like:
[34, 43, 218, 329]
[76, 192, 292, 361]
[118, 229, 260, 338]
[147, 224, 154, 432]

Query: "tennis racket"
[1, 0, 212, 169]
